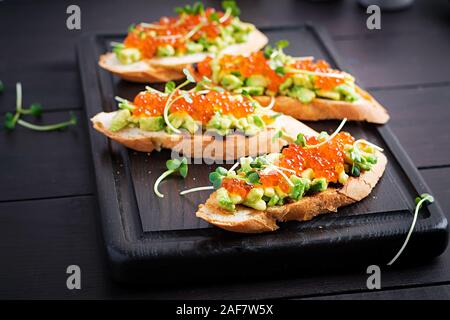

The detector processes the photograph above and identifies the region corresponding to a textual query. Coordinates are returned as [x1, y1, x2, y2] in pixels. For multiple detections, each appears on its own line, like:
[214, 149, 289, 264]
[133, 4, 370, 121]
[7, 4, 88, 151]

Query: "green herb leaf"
[276, 39, 289, 49]
[222, 0, 240, 16]
[209, 12, 220, 22]
[193, 2, 204, 15]
[275, 66, 285, 76]
[209, 171, 223, 189]
[272, 130, 283, 142]
[128, 24, 136, 33]
[165, 81, 176, 94]
[295, 133, 307, 147]
[179, 162, 188, 178]
[216, 166, 228, 176]
[264, 45, 274, 58]
[29, 103, 43, 117]
[3, 112, 16, 130]
[246, 171, 260, 184]
[166, 158, 182, 171]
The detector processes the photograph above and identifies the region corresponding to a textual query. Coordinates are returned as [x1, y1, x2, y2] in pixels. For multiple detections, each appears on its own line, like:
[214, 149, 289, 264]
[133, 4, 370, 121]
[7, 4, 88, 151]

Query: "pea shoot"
[387, 193, 435, 266]
[154, 157, 189, 198]
[3, 83, 77, 131]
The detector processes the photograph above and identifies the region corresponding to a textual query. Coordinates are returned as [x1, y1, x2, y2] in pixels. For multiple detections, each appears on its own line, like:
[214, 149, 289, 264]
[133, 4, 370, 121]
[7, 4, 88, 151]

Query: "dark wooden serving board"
[77, 25, 448, 285]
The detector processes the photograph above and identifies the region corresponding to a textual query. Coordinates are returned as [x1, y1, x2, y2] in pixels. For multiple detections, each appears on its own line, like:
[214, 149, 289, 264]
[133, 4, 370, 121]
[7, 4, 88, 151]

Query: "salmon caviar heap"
[109, 74, 277, 136]
[208, 130, 380, 212]
[132, 90, 255, 124]
[113, 1, 255, 63]
[194, 40, 360, 104]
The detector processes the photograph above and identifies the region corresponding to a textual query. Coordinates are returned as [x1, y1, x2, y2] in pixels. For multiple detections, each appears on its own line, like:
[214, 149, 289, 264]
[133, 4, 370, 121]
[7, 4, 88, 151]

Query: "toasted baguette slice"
[196, 150, 387, 233]
[98, 29, 268, 83]
[91, 111, 314, 161]
[254, 86, 389, 124]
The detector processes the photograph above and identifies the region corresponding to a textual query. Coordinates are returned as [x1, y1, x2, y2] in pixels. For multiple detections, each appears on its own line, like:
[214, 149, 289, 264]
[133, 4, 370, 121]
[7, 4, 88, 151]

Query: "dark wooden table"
[1, 0, 449, 299]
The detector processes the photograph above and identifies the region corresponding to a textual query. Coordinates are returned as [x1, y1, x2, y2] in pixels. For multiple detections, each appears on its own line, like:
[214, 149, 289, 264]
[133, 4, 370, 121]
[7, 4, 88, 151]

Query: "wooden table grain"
[0, 0, 449, 299]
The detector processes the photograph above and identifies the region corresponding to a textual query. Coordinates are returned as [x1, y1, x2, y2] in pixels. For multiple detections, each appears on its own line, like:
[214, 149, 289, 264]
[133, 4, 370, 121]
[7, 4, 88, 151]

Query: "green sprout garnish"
[175, 2, 205, 15]
[3, 83, 77, 131]
[222, 0, 240, 17]
[153, 157, 189, 198]
[163, 68, 196, 133]
[387, 193, 435, 266]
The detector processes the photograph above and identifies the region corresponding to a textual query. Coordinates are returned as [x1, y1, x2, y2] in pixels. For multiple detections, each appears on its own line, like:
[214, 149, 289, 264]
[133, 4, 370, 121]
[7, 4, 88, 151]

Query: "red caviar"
[123, 8, 231, 59]
[279, 132, 355, 183]
[221, 178, 253, 198]
[132, 90, 255, 124]
[221, 132, 355, 196]
[290, 59, 345, 90]
[195, 53, 346, 92]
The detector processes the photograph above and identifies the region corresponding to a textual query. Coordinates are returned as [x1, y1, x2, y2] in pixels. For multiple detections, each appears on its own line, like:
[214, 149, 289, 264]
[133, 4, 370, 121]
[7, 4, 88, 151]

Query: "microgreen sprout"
[222, 0, 240, 17]
[154, 157, 189, 198]
[3, 83, 77, 131]
[302, 118, 347, 149]
[387, 193, 435, 266]
[163, 68, 196, 133]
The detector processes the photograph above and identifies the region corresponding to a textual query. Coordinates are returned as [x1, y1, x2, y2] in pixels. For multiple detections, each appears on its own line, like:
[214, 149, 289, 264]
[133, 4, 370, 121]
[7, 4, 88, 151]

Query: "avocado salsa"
[194, 41, 361, 104]
[109, 86, 278, 136]
[112, 1, 254, 64]
[209, 131, 379, 212]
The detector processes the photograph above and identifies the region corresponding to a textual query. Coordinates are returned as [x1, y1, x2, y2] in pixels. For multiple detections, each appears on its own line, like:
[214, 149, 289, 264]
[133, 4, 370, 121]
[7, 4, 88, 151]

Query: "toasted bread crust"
[91, 112, 304, 160]
[254, 86, 389, 124]
[98, 29, 268, 83]
[196, 151, 387, 233]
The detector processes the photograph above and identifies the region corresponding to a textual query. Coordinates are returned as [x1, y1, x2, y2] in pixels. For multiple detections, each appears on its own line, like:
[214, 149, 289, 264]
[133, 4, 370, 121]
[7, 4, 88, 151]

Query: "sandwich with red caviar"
[192, 40, 389, 124]
[191, 120, 387, 232]
[91, 69, 315, 160]
[99, 1, 268, 83]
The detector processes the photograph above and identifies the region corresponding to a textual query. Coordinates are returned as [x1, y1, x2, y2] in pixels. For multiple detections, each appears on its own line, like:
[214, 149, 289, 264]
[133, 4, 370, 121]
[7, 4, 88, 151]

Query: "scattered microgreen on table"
[3, 83, 77, 131]
[154, 157, 189, 198]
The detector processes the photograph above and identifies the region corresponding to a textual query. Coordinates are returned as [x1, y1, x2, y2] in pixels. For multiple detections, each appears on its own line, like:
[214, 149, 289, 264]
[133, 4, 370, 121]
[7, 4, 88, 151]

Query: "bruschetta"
[194, 124, 387, 232]
[99, 1, 268, 83]
[91, 72, 316, 161]
[191, 41, 389, 124]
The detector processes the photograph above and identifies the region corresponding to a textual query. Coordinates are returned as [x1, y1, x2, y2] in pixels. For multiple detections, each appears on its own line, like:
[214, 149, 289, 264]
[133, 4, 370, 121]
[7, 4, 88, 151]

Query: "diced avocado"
[116, 47, 142, 65]
[234, 32, 249, 43]
[182, 117, 199, 134]
[252, 115, 265, 128]
[301, 168, 314, 180]
[267, 194, 280, 207]
[220, 117, 232, 129]
[238, 117, 249, 129]
[316, 89, 341, 101]
[139, 116, 164, 131]
[243, 188, 266, 211]
[246, 75, 269, 88]
[310, 178, 328, 193]
[216, 188, 235, 211]
[338, 170, 349, 184]
[186, 42, 204, 53]
[239, 156, 254, 172]
[288, 86, 316, 104]
[156, 44, 175, 57]
[234, 86, 265, 96]
[292, 74, 313, 89]
[279, 78, 293, 92]
[244, 125, 259, 136]
[335, 84, 359, 102]
[264, 187, 275, 198]
[109, 109, 131, 132]
[230, 194, 243, 204]
[220, 74, 243, 91]
[364, 154, 378, 165]
[168, 112, 184, 128]
[318, 131, 329, 142]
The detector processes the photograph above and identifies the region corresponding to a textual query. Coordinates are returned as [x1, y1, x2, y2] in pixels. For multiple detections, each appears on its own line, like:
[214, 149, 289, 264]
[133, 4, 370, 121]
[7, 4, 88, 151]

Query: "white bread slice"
[196, 134, 388, 233]
[98, 29, 268, 83]
[255, 86, 390, 124]
[91, 111, 314, 161]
